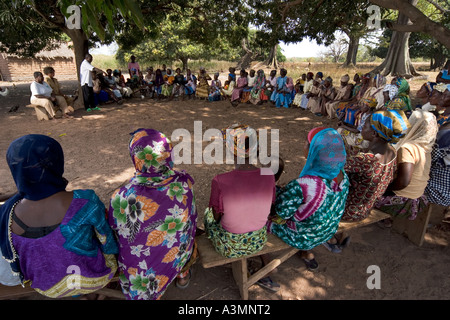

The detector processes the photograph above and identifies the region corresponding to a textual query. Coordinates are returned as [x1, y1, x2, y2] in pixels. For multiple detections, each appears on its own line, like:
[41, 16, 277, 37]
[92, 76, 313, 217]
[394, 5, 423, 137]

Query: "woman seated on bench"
[204, 124, 276, 259]
[0, 134, 118, 298]
[375, 109, 438, 226]
[108, 129, 198, 300]
[30, 71, 72, 120]
[326, 110, 410, 250]
[265, 127, 349, 272]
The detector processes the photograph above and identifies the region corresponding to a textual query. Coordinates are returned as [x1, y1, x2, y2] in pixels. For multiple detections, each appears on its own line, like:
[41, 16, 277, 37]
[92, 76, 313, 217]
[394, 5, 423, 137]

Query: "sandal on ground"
[257, 276, 280, 293]
[303, 257, 319, 271]
[322, 241, 342, 253]
[176, 270, 191, 289]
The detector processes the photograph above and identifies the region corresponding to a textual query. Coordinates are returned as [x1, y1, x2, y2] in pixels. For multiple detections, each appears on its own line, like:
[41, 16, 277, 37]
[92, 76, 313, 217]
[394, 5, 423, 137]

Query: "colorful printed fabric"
[196, 72, 211, 98]
[108, 129, 197, 300]
[250, 70, 266, 105]
[375, 194, 428, 221]
[267, 174, 350, 250]
[11, 189, 118, 298]
[342, 152, 396, 221]
[337, 127, 370, 152]
[437, 114, 450, 127]
[370, 109, 410, 144]
[267, 128, 349, 250]
[425, 128, 450, 206]
[204, 208, 267, 258]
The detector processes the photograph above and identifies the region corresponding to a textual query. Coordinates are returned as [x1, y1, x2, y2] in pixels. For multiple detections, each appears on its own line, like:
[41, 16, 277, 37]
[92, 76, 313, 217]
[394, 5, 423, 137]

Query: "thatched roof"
[2, 42, 75, 60]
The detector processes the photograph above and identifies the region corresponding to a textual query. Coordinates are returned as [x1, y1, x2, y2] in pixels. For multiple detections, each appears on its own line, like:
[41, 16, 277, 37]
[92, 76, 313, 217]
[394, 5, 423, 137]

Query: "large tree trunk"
[343, 35, 359, 67]
[236, 38, 256, 70]
[370, 0, 420, 79]
[429, 49, 447, 71]
[65, 28, 89, 108]
[180, 57, 189, 72]
[265, 44, 278, 69]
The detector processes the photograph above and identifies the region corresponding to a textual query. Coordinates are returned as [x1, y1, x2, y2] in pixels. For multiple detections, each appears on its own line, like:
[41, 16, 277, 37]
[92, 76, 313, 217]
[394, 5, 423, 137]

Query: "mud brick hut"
[0, 42, 77, 82]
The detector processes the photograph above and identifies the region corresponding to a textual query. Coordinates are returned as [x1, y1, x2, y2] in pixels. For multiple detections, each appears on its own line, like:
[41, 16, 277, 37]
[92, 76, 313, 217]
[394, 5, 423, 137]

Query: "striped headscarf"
[370, 109, 410, 144]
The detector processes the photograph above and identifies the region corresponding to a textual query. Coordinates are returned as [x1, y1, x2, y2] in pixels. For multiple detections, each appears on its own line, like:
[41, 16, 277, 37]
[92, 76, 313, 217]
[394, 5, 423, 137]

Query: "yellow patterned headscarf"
[222, 124, 258, 159]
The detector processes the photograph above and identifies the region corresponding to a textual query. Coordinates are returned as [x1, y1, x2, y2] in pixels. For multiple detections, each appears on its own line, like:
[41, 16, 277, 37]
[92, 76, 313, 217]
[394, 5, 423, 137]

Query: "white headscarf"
[394, 109, 438, 153]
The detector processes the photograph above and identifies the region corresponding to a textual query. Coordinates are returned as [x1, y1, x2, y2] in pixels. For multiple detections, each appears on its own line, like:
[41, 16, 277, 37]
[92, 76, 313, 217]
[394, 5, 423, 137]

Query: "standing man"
[128, 55, 140, 80]
[80, 53, 104, 112]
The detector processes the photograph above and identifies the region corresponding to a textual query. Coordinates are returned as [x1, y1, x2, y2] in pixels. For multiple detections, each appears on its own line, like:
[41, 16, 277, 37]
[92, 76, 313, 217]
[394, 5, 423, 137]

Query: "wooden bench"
[196, 233, 298, 300]
[196, 207, 431, 300]
[0, 275, 124, 300]
[26, 104, 52, 121]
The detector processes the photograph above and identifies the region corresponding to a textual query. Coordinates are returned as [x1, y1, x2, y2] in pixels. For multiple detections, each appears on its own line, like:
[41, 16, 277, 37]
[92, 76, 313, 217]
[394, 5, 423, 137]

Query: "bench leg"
[231, 259, 248, 300]
[34, 106, 50, 121]
[392, 204, 432, 247]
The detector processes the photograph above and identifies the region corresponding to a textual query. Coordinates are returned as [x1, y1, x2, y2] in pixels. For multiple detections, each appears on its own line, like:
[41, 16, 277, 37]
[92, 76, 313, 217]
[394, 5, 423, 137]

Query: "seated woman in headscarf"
[341, 110, 410, 222]
[317, 76, 336, 116]
[230, 69, 248, 107]
[161, 68, 175, 98]
[184, 69, 197, 98]
[375, 110, 438, 225]
[108, 129, 197, 300]
[323, 74, 353, 119]
[0, 134, 118, 298]
[220, 74, 236, 100]
[273, 68, 293, 109]
[306, 78, 322, 115]
[338, 74, 386, 130]
[266, 127, 349, 271]
[325, 110, 410, 250]
[249, 69, 267, 105]
[204, 124, 276, 259]
[299, 72, 315, 109]
[208, 72, 222, 102]
[196, 67, 212, 99]
[386, 77, 412, 113]
[337, 97, 379, 154]
[335, 73, 372, 120]
[241, 69, 256, 103]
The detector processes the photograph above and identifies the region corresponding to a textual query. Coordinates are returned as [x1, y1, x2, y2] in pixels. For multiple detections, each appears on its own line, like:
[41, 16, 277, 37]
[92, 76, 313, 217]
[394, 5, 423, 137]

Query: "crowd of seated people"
[6, 59, 449, 299]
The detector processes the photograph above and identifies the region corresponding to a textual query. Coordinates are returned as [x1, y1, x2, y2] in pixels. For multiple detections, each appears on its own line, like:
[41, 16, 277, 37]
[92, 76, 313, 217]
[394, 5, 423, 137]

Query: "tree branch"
[29, 1, 66, 29]
[426, 0, 449, 13]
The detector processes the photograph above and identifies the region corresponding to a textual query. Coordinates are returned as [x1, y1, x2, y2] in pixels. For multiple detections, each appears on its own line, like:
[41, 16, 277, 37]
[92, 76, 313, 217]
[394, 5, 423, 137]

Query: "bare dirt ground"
[0, 74, 449, 302]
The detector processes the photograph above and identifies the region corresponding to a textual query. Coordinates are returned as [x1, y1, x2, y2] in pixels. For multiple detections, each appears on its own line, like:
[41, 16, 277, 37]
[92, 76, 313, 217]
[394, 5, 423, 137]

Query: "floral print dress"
[108, 129, 197, 300]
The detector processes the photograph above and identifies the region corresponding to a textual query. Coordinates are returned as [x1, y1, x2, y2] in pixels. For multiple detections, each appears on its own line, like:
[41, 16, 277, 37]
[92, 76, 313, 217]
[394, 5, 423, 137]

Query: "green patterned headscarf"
[395, 78, 412, 111]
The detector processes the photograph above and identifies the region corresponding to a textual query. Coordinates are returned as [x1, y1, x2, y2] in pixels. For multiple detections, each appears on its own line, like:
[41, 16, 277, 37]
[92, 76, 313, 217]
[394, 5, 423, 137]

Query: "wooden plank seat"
[25, 104, 51, 121]
[0, 275, 124, 300]
[196, 233, 298, 300]
[196, 207, 431, 300]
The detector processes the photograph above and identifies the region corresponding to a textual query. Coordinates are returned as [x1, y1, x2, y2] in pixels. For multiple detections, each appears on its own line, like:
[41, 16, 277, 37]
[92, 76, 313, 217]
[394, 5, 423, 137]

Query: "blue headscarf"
[299, 128, 347, 180]
[0, 134, 68, 283]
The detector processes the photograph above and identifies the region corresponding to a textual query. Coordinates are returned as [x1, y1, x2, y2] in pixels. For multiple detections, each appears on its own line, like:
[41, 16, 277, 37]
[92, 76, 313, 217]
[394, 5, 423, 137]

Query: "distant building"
[0, 42, 77, 82]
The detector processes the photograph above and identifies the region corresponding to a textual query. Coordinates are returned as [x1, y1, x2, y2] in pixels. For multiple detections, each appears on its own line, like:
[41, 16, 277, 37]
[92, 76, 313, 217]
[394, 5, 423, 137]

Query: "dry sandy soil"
[0, 74, 449, 303]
